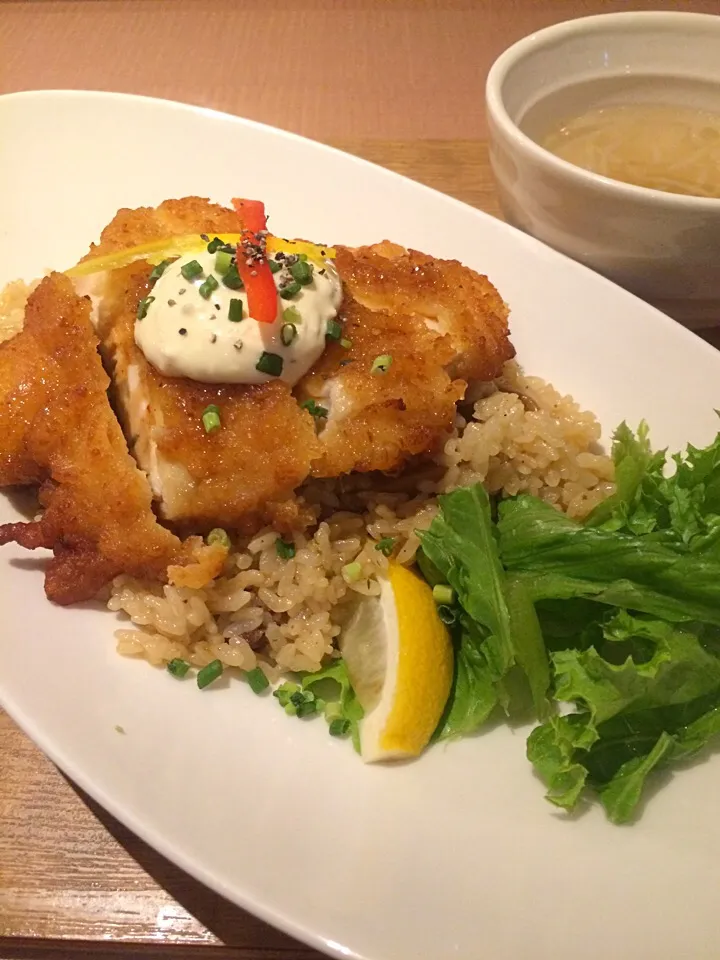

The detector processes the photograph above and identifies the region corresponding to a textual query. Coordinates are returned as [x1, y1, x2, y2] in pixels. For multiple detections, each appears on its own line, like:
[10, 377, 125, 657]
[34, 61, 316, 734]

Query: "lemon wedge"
[340, 562, 453, 762]
[65, 234, 336, 279]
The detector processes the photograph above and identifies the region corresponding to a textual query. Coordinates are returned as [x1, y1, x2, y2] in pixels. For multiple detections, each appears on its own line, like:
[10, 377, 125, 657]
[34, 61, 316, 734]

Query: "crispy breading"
[299, 243, 514, 477]
[333, 242, 513, 382]
[82, 196, 245, 261]
[91, 201, 320, 532]
[0, 273, 214, 604]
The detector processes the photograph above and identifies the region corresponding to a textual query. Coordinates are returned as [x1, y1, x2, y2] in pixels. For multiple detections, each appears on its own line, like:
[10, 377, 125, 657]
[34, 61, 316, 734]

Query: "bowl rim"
[485, 10, 720, 211]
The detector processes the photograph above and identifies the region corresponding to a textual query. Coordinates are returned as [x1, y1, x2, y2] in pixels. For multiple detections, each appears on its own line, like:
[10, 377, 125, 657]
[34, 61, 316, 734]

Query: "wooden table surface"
[2, 2, 719, 959]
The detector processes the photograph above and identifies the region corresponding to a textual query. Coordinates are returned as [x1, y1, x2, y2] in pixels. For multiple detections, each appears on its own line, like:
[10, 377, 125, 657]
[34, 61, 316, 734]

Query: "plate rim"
[2, 87, 720, 960]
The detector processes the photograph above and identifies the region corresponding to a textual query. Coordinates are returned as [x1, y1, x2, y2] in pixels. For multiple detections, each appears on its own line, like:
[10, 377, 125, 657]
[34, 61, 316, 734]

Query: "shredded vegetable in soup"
[541, 102, 720, 199]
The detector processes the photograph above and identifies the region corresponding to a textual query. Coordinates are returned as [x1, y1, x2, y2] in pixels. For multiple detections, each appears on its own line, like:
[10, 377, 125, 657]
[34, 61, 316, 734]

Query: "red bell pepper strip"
[236, 246, 278, 324]
[231, 198, 267, 234]
[231, 198, 277, 324]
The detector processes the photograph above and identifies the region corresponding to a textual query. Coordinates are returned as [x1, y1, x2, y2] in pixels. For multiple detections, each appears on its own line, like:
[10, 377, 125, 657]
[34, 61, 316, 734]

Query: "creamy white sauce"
[135, 249, 342, 386]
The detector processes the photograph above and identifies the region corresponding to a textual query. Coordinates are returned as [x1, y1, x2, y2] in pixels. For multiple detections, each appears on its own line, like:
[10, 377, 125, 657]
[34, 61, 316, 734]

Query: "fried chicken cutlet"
[0, 273, 225, 604]
[300, 241, 514, 477]
[77, 199, 513, 529]
[81, 198, 320, 532]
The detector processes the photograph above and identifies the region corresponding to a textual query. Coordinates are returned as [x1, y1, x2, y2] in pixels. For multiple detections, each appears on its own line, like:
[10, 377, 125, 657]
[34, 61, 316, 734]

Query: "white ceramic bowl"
[486, 12, 720, 328]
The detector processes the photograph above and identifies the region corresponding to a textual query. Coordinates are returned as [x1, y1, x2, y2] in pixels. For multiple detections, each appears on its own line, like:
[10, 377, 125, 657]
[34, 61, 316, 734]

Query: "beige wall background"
[3, 0, 719, 141]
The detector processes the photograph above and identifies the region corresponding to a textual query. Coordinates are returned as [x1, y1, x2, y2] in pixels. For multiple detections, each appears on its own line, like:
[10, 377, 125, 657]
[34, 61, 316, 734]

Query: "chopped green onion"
[297, 253, 309, 261]
[149, 259, 173, 282]
[281, 323, 297, 346]
[284, 702, 298, 716]
[283, 306, 302, 325]
[371, 354, 393, 374]
[290, 690, 307, 708]
[197, 659, 223, 689]
[245, 666, 269, 694]
[296, 699, 318, 718]
[136, 295, 155, 320]
[256, 351, 284, 376]
[206, 527, 230, 549]
[167, 658, 190, 678]
[326, 319, 342, 341]
[206, 236, 224, 253]
[342, 561, 363, 582]
[228, 298, 244, 322]
[222, 263, 243, 289]
[202, 404, 221, 434]
[437, 604, 457, 625]
[214, 249, 233, 276]
[432, 584, 455, 605]
[198, 275, 219, 299]
[329, 718, 350, 737]
[324, 701, 343, 722]
[375, 537, 395, 557]
[340, 338, 353, 349]
[275, 538, 296, 560]
[279, 280, 301, 299]
[289, 260, 314, 285]
[300, 399, 328, 419]
[181, 259, 203, 281]
[273, 681, 299, 707]
[269, 259, 282, 274]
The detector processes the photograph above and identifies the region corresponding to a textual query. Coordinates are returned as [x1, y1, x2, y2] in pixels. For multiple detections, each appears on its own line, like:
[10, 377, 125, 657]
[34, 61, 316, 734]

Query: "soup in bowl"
[486, 12, 720, 328]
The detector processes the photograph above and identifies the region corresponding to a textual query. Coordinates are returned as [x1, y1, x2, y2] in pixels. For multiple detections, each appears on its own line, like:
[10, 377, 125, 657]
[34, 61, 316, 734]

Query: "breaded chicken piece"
[79, 199, 513, 521]
[85, 200, 320, 531]
[0, 274, 222, 604]
[299, 242, 514, 477]
[84, 196, 245, 260]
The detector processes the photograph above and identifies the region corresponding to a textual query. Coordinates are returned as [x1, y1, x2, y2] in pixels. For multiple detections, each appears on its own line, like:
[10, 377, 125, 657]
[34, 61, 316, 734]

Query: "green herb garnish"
[167, 658, 190, 678]
[256, 351, 283, 376]
[214, 249, 233, 276]
[245, 667, 270, 694]
[202, 404, 221, 434]
[279, 280, 301, 299]
[289, 259, 314, 285]
[149, 259, 173, 282]
[275, 538, 296, 560]
[206, 528, 230, 549]
[326, 319, 342, 341]
[197, 659, 223, 689]
[300, 399, 328, 419]
[198, 275, 219, 299]
[181, 259, 203, 281]
[136, 296, 155, 320]
[375, 537, 395, 557]
[371, 354, 392, 374]
[228, 298, 244, 322]
[222, 264, 243, 290]
[281, 323, 297, 346]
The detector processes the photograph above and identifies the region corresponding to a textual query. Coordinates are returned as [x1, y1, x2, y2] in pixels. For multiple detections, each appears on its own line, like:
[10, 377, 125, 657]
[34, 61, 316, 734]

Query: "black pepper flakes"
[178, 288, 187, 296]
[210, 334, 217, 344]
[200, 233, 210, 241]
[179, 328, 188, 336]
[168, 298, 177, 307]
[233, 339, 243, 350]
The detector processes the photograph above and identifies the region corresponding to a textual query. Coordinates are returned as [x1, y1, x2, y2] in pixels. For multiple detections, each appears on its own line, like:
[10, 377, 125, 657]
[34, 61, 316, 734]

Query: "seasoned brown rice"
[110, 360, 615, 676]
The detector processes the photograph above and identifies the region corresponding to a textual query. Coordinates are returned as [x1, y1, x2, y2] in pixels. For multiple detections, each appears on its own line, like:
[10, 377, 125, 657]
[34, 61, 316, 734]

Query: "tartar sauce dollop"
[135, 247, 342, 386]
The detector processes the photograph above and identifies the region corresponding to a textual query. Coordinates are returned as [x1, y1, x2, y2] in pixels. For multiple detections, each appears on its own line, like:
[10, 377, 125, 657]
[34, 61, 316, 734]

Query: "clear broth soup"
[521, 76, 720, 200]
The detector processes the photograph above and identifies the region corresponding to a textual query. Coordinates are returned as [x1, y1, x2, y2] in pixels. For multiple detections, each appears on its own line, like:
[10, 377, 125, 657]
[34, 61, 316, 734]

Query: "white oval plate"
[2, 90, 720, 960]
